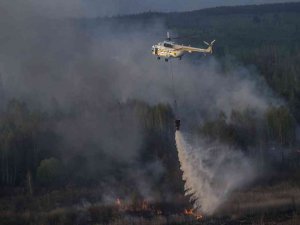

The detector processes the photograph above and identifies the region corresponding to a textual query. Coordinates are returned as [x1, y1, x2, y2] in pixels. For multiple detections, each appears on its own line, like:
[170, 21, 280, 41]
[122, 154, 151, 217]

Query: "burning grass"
[183, 208, 203, 220]
[2, 183, 300, 225]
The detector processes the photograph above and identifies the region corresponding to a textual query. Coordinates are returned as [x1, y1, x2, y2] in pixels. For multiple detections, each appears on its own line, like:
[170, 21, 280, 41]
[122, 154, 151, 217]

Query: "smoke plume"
[0, 0, 282, 203]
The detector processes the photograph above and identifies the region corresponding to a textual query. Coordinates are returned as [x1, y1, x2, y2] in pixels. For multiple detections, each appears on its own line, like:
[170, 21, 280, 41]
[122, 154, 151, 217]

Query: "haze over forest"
[1, 1, 300, 225]
[3, 0, 300, 17]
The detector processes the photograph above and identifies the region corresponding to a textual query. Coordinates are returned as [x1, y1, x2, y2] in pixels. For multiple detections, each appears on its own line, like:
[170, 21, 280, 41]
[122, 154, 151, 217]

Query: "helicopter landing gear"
[179, 56, 182, 60]
[157, 57, 160, 60]
[165, 58, 168, 62]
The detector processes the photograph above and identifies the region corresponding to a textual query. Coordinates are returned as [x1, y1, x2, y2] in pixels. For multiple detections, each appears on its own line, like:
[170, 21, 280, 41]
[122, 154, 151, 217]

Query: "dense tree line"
[0, 99, 183, 197]
[0, 98, 297, 192]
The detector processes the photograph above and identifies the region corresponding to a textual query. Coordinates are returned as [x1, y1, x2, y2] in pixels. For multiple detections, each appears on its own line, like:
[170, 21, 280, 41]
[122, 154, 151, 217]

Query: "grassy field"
[1, 182, 300, 225]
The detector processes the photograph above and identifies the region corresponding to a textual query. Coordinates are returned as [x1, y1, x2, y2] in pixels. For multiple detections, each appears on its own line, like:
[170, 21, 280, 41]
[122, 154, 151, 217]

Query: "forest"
[1, 2, 300, 225]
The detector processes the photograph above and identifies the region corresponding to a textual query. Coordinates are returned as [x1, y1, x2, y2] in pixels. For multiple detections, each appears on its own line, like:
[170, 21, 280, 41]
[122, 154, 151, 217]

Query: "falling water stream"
[175, 130, 255, 215]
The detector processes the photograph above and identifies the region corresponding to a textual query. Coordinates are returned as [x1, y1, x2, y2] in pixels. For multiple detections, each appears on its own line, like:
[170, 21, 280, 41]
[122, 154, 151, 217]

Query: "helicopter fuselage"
[152, 41, 185, 59]
[152, 40, 214, 60]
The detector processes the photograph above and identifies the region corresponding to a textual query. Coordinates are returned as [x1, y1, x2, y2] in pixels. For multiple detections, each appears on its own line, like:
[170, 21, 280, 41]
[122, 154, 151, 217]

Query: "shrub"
[37, 158, 63, 186]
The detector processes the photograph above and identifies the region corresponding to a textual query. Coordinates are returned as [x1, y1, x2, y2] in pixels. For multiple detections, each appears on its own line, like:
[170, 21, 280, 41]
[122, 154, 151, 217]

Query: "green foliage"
[199, 110, 260, 148]
[37, 158, 63, 186]
[132, 100, 174, 134]
[200, 112, 238, 145]
[266, 106, 296, 146]
[0, 99, 59, 186]
[199, 106, 296, 151]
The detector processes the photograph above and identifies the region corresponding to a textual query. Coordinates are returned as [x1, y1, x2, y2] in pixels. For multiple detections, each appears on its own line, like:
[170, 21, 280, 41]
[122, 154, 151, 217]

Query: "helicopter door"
[155, 48, 158, 55]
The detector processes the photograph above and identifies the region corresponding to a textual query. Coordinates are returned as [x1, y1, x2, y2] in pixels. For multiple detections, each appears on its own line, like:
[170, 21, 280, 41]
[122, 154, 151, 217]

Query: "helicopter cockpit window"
[164, 43, 173, 48]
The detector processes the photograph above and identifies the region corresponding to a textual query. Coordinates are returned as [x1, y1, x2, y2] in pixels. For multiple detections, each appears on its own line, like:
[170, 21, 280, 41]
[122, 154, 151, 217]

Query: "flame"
[115, 198, 122, 207]
[141, 200, 149, 210]
[183, 208, 203, 220]
[115, 198, 203, 219]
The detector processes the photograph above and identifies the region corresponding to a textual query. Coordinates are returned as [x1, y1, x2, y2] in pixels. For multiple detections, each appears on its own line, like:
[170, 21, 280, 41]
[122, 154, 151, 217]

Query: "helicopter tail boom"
[179, 40, 215, 54]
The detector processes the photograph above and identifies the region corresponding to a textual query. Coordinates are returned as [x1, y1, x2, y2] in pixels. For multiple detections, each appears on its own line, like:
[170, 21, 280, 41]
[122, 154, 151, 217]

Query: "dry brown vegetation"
[1, 183, 300, 225]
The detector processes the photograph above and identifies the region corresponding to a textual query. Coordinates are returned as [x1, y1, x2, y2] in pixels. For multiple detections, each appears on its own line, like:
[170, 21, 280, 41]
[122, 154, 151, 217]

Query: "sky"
[7, 0, 299, 18]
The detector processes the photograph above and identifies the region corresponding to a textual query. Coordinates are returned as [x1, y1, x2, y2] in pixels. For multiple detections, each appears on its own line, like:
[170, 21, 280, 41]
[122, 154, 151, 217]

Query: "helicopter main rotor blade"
[171, 33, 202, 40]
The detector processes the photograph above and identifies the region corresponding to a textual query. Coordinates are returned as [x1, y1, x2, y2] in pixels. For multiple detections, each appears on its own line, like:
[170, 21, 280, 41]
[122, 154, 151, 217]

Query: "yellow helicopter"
[152, 32, 215, 61]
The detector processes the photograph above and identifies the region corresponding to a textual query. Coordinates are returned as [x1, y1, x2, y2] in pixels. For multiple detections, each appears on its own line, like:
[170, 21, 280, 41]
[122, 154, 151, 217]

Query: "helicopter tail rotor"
[204, 40, 216, 54]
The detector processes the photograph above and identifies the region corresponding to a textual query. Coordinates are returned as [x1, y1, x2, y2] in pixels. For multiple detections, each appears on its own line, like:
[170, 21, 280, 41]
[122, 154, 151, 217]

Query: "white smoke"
[0, 0, 283, 203]
[175, 130, 255, 215]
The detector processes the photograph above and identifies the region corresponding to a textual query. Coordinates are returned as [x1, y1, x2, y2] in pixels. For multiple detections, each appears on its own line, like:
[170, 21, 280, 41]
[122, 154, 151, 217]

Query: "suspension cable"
[169, 60, 177, 117]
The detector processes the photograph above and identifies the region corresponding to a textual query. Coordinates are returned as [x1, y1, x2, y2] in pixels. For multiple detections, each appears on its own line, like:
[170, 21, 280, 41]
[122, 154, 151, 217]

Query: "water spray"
[175, 130, 255, 215]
